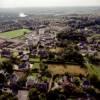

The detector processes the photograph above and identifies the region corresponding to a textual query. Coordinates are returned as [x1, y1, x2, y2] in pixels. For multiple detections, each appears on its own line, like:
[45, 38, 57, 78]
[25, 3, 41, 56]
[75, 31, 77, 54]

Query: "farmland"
[48, 64, 87, 76]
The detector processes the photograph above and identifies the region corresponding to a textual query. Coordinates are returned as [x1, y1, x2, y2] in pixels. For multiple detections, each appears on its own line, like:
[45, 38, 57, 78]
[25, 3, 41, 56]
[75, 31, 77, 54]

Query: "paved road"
[17, 90, 28, 100]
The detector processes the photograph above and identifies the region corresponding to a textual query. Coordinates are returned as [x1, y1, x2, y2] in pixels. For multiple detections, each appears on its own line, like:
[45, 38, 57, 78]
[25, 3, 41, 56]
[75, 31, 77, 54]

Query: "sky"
[0, 0, 100, 8]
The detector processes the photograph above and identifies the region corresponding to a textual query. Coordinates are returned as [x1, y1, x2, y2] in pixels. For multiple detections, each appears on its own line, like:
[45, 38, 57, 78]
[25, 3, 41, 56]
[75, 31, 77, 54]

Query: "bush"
[89, 74, 100, 89]
[32, 68, 39, 73]
[39, 93, 46, 100]
[74, 77, 81, 86]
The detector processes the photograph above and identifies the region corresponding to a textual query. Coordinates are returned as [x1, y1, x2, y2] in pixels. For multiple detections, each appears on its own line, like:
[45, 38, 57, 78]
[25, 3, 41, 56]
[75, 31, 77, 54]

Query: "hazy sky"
[0, 0, 100, 8]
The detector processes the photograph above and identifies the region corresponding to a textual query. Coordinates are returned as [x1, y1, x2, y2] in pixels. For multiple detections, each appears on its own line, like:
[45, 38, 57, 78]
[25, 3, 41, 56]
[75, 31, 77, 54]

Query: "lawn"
[29, 57, 40, 63]
[0, 57, 9, 63]
[48, 64, 87, 76]
[0, 29, 31, 39]
[32, 63, 40, 69]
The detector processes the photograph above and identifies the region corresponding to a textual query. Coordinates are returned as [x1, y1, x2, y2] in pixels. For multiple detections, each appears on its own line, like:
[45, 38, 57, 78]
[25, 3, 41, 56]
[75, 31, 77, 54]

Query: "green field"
[0, 29, 31, 39]
[84, 57, 100, 78]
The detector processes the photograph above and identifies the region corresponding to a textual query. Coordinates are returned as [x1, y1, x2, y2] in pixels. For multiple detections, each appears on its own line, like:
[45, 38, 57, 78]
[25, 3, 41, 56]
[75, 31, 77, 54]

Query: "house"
[36, 82, 48, 92]
[26, 76, 38, 88]
[19, 61, 30, 69]
[38, 49, 48, 58]
[1, 49, 11, 58]
[82, 79, 90, 88]
[10, 73, 18, 85]
[21, 54, 29, 61]
[31, 49, 37, 56]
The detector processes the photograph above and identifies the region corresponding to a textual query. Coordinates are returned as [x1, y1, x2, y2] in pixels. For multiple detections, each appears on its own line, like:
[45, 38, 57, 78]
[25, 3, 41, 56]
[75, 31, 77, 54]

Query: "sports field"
[0, 29, 31, 39]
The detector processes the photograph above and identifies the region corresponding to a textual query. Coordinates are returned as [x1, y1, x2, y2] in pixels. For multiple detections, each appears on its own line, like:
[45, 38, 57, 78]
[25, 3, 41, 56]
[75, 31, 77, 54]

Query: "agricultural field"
[0, 29, 31, 39]
[48, 64, 87, 76]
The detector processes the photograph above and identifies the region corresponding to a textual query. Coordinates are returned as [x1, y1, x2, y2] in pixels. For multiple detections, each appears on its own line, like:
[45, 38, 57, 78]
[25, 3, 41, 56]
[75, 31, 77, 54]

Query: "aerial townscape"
[0, 7, 100, 100]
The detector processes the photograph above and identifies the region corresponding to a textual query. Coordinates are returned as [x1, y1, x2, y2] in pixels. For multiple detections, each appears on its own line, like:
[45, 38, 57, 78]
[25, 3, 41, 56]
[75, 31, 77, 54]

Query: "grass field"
[48, 64, 87, 76]
[86, 63, 100, 78]
[0, 29, 31, 39]
[84, 57, 100, 78]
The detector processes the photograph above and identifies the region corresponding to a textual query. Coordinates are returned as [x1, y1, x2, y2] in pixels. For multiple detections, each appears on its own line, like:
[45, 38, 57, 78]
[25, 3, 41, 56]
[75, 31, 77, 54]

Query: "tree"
[63, 50, 84, 66]
[47, 89, 66, 100]
[39, 93, 46, 100]
[28, 88, 40, 100]
[89, 74, 100, 89]
[0, 73, 7, 89]
[74, 77, 81, 86]
[17, 76, 27, 88]
[47, 89, 60, 100]
[0, 92, 18, 100]
[1, 61, 13, 74]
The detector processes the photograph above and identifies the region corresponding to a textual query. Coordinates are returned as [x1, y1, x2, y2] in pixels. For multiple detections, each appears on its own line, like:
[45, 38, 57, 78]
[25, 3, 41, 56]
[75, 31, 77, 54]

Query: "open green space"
[84, 57, 100, 78]
[86, 63, 100, 78]
[0, 29, 31, 39]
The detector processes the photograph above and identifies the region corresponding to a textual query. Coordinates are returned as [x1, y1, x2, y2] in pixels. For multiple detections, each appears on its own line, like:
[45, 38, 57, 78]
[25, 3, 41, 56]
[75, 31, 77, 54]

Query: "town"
[0, 9, 100, 100]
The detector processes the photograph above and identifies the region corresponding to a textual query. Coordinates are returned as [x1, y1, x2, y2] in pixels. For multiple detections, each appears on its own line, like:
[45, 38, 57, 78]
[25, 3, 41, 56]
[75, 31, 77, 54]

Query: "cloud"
[0, 0, 100, 8]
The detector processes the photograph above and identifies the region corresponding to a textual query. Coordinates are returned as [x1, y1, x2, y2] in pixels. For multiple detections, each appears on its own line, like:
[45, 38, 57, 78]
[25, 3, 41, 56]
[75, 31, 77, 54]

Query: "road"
[17, 90, 28, 100]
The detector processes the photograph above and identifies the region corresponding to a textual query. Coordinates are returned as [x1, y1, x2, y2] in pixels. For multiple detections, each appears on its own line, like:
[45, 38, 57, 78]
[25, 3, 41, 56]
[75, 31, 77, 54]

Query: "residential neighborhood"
[0, 7, 100, 100]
